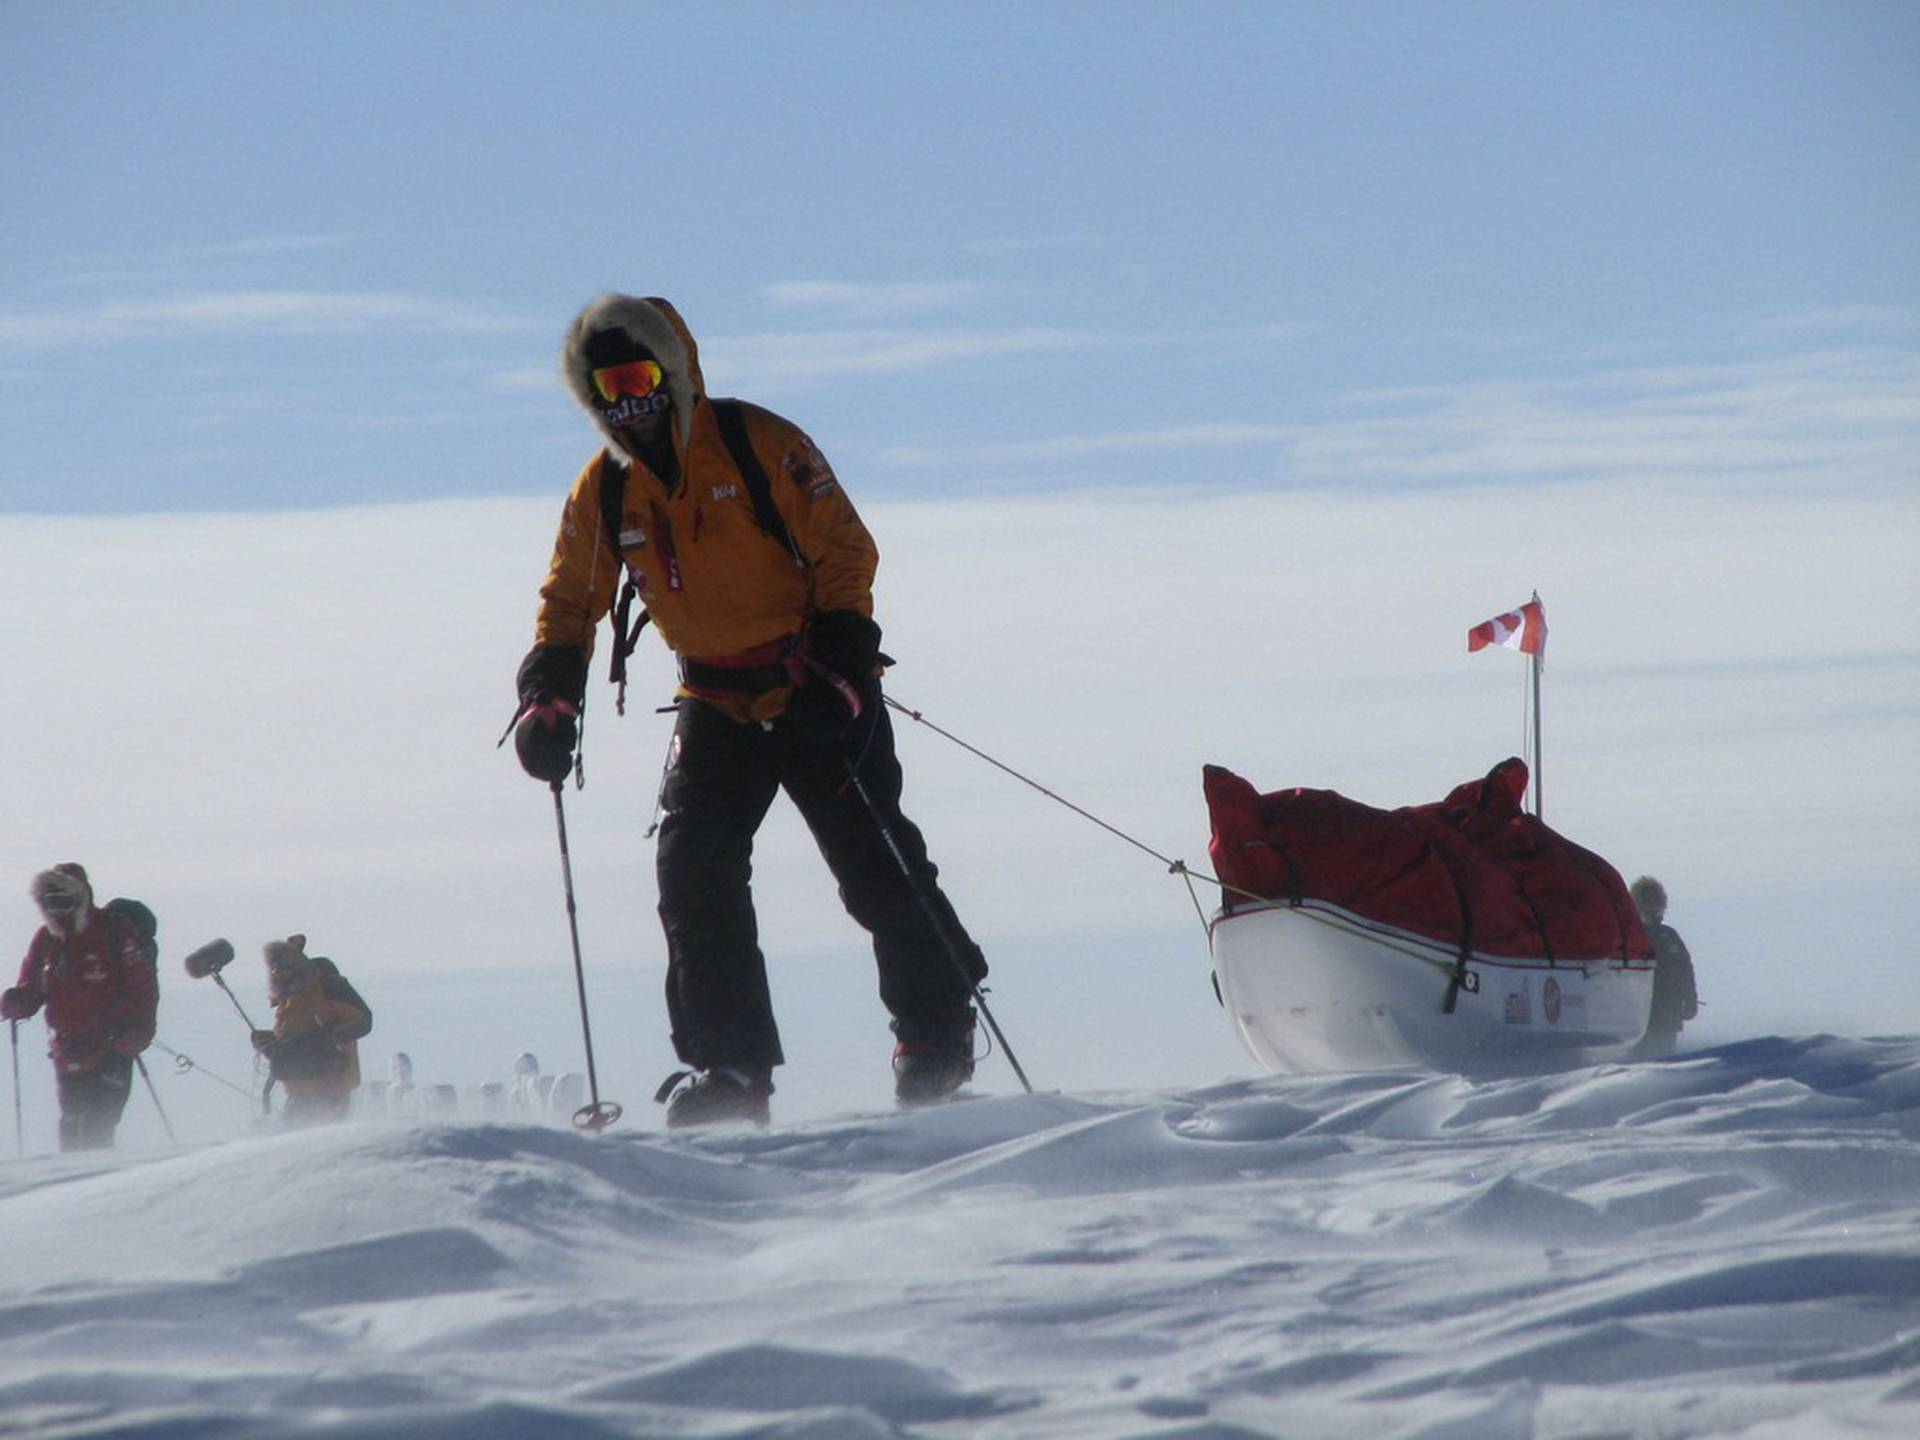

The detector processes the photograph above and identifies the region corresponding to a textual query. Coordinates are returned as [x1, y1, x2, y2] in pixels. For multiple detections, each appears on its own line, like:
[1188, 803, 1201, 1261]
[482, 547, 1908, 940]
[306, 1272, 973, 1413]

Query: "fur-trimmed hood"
[560, 294, 706, 458]
[30, 862, 93, 932]
[1630, 875, 1668, 925]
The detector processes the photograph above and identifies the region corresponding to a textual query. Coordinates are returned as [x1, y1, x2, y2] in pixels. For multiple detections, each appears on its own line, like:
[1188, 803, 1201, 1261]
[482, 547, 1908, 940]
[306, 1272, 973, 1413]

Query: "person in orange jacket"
[512, 294, 986, 1127]
[2, 864, 158, 1150]
[250, 935, 372, 1125]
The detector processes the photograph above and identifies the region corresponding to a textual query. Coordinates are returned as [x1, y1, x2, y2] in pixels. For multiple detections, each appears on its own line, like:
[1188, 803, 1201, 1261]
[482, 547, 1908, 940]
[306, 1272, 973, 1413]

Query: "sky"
[2, 3, 1918, 1106]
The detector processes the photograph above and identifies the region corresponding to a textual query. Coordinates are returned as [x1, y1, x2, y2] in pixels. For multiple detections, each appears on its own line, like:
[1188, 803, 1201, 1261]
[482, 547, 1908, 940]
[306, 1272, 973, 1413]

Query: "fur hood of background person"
[30, 863, 94, 934]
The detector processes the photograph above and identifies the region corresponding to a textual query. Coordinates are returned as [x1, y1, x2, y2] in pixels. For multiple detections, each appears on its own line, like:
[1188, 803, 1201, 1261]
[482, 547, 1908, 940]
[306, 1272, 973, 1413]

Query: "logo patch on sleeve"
[784, 441, 840, 498]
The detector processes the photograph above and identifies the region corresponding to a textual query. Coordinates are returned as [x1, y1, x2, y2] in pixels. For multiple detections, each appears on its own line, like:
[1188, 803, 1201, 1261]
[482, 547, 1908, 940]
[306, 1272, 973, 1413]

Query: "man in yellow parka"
[250, 935, 373, 1126]
[513, 294, 987, 1127]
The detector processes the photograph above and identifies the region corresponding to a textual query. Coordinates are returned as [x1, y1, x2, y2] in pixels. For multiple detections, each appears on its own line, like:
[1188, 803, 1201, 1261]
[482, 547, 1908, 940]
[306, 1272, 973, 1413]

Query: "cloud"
[3, 478, 1914, 1031]
[879, 423, 1301, 469]
[26, 236, 361, 294]
[489, 366, 562, 393]
[1751, 306, 1919, 338]
[1301, 349, 1920, 491]
[184, 389, 280, 425]
[705, 326, 1095, 387]
[870, 347, 1920, 496]
[763, 281, 988, 317]
[0, 292, 526, 346]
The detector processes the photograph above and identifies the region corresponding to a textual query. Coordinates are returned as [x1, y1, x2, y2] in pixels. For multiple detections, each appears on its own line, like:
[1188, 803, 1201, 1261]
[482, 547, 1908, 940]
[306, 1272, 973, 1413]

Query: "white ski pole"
[550, 781, 622, 1131]
[9, 1021, 21, 1157]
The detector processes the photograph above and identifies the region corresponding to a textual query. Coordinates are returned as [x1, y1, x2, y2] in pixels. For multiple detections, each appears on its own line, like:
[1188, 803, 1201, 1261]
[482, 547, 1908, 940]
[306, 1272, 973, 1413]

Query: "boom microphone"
[183, 938, 236, 979]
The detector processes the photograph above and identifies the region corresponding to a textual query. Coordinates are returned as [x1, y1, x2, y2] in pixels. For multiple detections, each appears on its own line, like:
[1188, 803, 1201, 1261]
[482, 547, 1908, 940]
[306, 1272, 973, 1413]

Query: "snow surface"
[3, 1036, 1919, 1439]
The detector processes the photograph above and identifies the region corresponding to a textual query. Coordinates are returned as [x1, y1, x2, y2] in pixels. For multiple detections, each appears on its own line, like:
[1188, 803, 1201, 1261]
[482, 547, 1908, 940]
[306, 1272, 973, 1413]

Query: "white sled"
[1210, 899, 1655, 1073]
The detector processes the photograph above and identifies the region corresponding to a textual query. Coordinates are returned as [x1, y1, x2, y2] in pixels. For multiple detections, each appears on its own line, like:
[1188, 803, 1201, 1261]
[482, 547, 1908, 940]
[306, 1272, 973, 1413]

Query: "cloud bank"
[3, 476, 1914, 1062]
[873, 348, 1920, 497]
[0, 291, 525, 346]
[762, 280, 989, 316]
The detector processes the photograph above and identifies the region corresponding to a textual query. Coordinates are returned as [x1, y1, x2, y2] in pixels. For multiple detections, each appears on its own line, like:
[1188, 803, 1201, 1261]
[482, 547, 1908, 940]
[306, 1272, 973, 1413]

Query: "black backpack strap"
[711, 399, 804, 567]
[597, 452, 650, 709]
[24, 929, 52, 988]
[598, 451, 629, 565]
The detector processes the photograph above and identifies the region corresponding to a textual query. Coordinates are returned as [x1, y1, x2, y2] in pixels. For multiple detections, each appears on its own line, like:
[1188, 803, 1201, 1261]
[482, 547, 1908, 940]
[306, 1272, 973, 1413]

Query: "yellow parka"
[269, 964, 371, 1097]
[535, 297, 878, 723]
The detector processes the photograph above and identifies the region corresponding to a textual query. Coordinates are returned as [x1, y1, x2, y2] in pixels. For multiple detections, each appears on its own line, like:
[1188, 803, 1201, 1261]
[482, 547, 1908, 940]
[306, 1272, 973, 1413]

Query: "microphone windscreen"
[183, 938, 236, 978]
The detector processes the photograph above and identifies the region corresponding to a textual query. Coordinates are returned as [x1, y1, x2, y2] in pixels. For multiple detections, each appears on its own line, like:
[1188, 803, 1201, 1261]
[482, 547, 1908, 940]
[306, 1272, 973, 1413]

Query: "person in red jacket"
[1, 864, 159, 1150]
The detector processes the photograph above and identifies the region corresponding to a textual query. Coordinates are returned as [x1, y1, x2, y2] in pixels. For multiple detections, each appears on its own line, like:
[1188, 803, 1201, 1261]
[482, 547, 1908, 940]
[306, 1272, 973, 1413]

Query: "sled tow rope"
[882, 695, 1263, 934]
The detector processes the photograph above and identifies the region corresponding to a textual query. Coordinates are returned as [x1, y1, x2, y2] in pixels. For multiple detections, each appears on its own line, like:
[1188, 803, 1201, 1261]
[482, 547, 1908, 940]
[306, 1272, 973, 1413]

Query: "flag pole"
[1467, 593, 1548, 817]
[1530, 588, 1544, 820]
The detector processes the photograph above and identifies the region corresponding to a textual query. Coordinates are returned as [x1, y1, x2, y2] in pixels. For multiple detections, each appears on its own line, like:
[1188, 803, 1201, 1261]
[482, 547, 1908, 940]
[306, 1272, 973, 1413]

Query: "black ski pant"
[55, 1050, 134, 1151]
[656, 695, 986, 1076]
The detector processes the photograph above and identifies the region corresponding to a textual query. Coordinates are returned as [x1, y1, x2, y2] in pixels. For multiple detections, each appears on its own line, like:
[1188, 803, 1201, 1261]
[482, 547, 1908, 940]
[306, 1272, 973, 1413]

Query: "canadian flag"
[1467, 596, 1547, 657]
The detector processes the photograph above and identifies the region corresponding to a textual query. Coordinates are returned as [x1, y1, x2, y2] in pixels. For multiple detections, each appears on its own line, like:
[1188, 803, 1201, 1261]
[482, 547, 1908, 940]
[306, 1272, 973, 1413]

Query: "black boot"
[658, 1068, 773, 1128]
[891, 1012, 976, 1106]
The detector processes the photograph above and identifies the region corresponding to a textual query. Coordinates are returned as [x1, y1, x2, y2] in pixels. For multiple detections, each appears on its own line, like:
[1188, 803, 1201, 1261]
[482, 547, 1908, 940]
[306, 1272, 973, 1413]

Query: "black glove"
[250, 1028, 278, 1055]
[515, 700, 579, 783]
[805, 611, 882, 680]
[0, 986, 32, 1022]
[784, 613, 883, 747]
[785, 672, 862, 745]
[515, 645, 588, 709]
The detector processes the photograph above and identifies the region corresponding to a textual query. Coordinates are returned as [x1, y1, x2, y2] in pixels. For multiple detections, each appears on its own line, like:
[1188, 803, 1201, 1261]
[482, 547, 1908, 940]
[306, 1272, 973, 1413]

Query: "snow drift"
[2, 1036, 1918, 1438]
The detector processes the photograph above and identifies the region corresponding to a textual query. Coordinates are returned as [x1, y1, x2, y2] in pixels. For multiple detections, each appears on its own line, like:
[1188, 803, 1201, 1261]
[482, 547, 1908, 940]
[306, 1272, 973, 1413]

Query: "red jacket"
[10, 907, 159, 1072]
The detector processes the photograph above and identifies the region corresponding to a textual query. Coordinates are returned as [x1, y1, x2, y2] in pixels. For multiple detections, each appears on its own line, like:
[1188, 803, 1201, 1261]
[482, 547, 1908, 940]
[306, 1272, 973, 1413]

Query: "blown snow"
[3, 1036, 1919, 1439]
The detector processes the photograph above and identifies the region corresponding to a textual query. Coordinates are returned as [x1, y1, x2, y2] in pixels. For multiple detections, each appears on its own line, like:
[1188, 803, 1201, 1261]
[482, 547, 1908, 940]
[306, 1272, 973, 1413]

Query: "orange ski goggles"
[591, 359, 665, 405]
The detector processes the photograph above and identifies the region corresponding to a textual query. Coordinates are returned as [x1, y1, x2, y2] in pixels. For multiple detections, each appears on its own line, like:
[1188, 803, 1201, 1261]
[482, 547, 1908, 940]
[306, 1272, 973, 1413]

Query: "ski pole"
[186, 941, 260, 1027]
[9, 1021, 21, 1158]
[134, 1054, 178, 1146]
[184, 940, 266, 1032]
[212, 974, 263, 1032]
[841, 758, 1034, 1094]
[180, 943, 277, 1115]
[549, 780, 622, 1131]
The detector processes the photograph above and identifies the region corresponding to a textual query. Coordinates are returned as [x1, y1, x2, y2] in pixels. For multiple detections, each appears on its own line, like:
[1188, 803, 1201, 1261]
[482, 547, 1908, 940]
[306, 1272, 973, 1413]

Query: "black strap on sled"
[1270, 843, 1305, 909]
[1441, 953, 1480, 1014]
[1513, 880, 1556, 968]
[1434, 844, 1480, 1016]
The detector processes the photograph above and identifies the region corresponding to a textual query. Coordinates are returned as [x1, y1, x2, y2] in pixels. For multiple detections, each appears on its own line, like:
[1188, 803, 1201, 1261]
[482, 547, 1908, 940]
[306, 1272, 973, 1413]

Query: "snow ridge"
[2, 1035, 1917, 1438]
